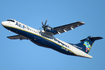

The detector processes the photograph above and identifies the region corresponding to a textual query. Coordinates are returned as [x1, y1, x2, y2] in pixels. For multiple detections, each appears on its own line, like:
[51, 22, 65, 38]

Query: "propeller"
[42, 19, 48, 29]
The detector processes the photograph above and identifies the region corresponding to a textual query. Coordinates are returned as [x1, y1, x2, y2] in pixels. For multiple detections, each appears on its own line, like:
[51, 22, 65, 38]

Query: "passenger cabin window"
[7, 19, 15, 22]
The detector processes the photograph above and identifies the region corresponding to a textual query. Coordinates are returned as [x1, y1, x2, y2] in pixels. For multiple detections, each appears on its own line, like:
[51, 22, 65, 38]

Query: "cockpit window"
[7, 19, 15, 22]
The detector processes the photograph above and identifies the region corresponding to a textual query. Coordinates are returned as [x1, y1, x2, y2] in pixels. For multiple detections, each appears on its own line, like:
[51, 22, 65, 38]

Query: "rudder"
[75, 36, 103, 54]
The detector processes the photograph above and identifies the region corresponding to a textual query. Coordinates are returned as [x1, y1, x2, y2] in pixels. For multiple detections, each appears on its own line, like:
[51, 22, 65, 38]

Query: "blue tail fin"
[75, 36, 103, 54]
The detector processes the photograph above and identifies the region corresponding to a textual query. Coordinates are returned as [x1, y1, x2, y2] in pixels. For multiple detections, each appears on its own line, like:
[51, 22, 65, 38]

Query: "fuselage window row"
[41, 33, 68, 48]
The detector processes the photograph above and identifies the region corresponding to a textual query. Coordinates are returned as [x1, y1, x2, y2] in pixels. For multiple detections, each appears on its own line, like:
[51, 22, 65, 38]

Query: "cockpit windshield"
[7, 19, 15, 22]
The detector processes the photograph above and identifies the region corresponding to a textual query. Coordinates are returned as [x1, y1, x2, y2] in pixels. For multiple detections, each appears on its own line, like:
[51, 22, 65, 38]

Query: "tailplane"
[75, 36, 103, 54]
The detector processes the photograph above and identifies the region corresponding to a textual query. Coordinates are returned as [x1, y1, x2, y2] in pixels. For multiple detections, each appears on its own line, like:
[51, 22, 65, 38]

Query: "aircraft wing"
[53, 21, 85, 35]
[7, 35, 28, 40]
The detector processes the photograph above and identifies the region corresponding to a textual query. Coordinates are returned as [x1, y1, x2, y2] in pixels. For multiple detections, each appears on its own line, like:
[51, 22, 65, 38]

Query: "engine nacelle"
[44, 26, 57, 34]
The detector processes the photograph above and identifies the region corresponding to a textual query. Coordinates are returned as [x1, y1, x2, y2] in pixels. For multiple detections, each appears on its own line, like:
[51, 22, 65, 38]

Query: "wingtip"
[78, 21, 85, 24]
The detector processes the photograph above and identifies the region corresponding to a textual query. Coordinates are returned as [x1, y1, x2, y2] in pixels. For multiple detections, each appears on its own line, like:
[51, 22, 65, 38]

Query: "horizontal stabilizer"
[91, 37, 103, 41]
[80, 36, 103, 42]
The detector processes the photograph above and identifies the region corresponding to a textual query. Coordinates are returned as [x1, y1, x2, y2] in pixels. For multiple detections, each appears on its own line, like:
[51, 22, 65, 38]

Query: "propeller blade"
[39, 27, 42, 30]
[42, 21, 44, 25]
[45, 19, 48, 25]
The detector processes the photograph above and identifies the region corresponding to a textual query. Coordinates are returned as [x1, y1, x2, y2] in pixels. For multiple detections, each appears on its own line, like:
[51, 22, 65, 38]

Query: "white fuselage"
[1, 20, 92, 58]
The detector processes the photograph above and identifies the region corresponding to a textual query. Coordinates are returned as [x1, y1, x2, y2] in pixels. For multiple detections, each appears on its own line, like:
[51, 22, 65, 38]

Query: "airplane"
[1, 19, 103, 58]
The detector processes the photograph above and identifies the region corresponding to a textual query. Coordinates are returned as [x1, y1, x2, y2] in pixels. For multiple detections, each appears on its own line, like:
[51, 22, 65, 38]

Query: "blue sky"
[0, 0, 105, 70]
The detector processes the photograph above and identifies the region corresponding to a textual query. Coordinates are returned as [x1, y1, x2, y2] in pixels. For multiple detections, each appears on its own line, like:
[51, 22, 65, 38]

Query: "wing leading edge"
[53, 21, 85, 35]
[7, 35, 28, 40]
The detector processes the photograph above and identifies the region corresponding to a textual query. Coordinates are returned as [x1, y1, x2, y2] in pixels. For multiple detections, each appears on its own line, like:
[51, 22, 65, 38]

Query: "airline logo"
[83, 41, 91, 52]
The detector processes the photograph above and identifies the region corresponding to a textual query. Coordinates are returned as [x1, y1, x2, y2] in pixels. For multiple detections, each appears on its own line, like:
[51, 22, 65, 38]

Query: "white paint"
[1, 19, 92, 58]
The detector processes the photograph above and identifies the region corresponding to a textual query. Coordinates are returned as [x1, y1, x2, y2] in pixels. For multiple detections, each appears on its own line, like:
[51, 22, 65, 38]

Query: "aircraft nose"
[1, 21, 7, 26]
[1, 21, 4, 26]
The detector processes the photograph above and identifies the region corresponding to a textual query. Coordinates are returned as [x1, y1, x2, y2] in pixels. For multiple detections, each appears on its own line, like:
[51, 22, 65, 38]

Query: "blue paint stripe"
[4, 25, 75, 55]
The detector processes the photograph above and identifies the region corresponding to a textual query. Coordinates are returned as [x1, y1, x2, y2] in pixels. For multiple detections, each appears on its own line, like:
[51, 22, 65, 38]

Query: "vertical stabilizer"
[75, 36, 103, 54]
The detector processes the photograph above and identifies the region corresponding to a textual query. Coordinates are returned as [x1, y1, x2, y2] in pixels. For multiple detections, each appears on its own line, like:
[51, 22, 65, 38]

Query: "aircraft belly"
[30, 37, 72, 55]
[4, 26, 75, 56]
